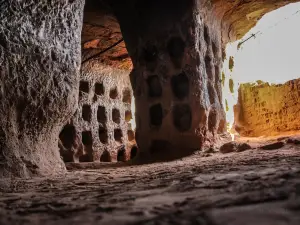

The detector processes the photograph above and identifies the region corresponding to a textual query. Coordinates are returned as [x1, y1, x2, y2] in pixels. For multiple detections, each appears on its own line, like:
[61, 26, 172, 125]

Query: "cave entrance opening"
[222, 2, 300, 141]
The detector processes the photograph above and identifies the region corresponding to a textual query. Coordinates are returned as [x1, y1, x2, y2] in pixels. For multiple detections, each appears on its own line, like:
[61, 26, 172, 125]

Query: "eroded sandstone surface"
[113, 0, 227, 159]
[0, 142, 300, 224]
[212, 0, 299, 42]
[59, 63, 136, 163]
[234, 79, 300, 137]
[0, 0, 85, 177]
[82, 0, 300, 69]
[0, 0, 299, 177]
[82, 0, 132, 70]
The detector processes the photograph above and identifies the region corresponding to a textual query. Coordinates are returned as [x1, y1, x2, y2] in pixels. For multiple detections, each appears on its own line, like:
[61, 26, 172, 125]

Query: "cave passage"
[1, 0, 300, 224]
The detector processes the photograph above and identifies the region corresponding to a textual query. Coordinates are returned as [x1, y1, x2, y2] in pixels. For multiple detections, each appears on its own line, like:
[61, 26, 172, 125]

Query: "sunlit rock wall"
[234, 79, 300, 137]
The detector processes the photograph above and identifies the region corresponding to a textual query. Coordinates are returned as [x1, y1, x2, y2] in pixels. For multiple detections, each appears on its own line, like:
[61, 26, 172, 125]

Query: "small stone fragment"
[203, 153, 211, 157]
[286, 138, 300, 145]
[204, 147, 216, 154]
[260, 141, 285, 150]
[236, 143, 252, 152]
[277, 136, 288, 141]
[219, 142, 237, 154]
[220, 141, 252, 154]
[200, 152, 212, 157]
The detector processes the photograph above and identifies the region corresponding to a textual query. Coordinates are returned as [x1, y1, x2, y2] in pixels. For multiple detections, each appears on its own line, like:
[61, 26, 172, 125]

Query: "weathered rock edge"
[0, 0, 85, 177]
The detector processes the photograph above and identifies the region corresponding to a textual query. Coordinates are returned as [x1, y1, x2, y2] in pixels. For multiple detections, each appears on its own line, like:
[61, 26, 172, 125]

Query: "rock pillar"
[0, 0, 85, 177]
[115, 0, 226, 159]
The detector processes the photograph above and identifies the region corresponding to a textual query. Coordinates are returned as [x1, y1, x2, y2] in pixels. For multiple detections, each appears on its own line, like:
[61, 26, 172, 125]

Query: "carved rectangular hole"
[97, 106, 107, 123]
[147, 75, 162, 98]
[81, 131, 93, 162]
[127, 130, 135, 141]
[99, 127, 108, 144]
[82, 131, 93, 146]
[110, 87, 118, 99]
[130, 146, 138, 159]
[117, 146, 126, 162]
[100, 151, 111, 162]
[125, 110, 132, 122]
[82, 104, 92, 122]
[122, 89, 132, 103]
[95, 82, 104, 95]
[59, 124, 76, 149]
[150, 103, 163, 127]
[80, 81, 89, 93]
[114, 129, 123, 143]
[112, 108, 121, 124]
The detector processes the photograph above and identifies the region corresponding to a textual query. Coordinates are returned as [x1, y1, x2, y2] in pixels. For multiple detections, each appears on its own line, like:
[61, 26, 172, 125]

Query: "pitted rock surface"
[234, 80, 300, 137]
[0, 0, 85, 177]
[59, 63, 136, 163]
[261, 141, 286, 150]
[0, 146, 300, 224]
[219, 141, 251, 153]
[113, 0, 227, 156]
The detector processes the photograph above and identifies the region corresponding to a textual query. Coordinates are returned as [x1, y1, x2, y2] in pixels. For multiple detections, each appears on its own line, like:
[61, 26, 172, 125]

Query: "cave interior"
[0, 0, 300, 224]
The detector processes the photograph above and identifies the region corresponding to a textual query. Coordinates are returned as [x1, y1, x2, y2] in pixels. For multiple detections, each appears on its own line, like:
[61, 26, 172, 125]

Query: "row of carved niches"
[79, 80, 131, 104]
[100, 145, 138, 162]
[147, 71, 192, 131]
[81, 104, 132, 125]
[59, 76, 137, 163]
[59, 123, 136, 162]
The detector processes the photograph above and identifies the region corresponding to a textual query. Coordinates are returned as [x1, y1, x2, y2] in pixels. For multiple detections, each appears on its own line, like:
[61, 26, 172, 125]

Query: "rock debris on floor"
[0, 143, 300, 225]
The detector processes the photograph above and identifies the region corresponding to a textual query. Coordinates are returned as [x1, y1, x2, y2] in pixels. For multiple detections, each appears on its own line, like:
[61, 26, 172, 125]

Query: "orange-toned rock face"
[212, 0, 299, 42]
[81, 1, 132, 70]
[1, 0, 299, 178]
[234, 80, 300, 137]
[82, 0, 299, 69]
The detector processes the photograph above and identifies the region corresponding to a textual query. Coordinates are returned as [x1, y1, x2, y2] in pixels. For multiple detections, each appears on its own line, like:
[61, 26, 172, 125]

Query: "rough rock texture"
[81, 0, 132, 70]
[113, 0, 226, 159]
[82, 0, 299, 69]
[287, 138, 300, 145]
[0, 143, 300, 224]
[212, 0, 299, 42]
[260, 141, 285, 150]
[1, 0, 299, 178]
[234, 80, 300, 137]
[0, 0, 84, 177]
[220, 141, 251, 154]
[59, 62, 136, 163]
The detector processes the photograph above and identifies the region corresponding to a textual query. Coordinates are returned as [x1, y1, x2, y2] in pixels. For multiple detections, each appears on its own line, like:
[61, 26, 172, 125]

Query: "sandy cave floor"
[0, 140, 300, 225]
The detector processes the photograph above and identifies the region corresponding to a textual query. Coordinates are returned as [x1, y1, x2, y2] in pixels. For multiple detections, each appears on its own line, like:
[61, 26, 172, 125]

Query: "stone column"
[115, 0, 226, 160]
[0, 0, 85, 177]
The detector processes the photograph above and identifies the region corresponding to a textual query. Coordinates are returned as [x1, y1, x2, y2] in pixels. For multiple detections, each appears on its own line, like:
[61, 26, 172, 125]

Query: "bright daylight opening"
[130, 95, 136, 130]
[222, 3, 300, 140]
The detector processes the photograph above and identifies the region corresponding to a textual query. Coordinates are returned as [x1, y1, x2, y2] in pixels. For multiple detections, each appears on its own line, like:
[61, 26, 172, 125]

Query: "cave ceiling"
[81, 0, 299, 69]
[82, 0, 132, 70]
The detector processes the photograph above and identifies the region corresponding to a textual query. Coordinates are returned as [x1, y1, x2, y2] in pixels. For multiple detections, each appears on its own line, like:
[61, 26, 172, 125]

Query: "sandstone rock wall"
[59, 62, 137, 163]
[212, 0, 299, 43]
[1, 0, 299, 178]
[234, 79, 300, 137]
[112, 0, 227, 160]
[0, 0, 84, 178]
[82, 0, 132, 70]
